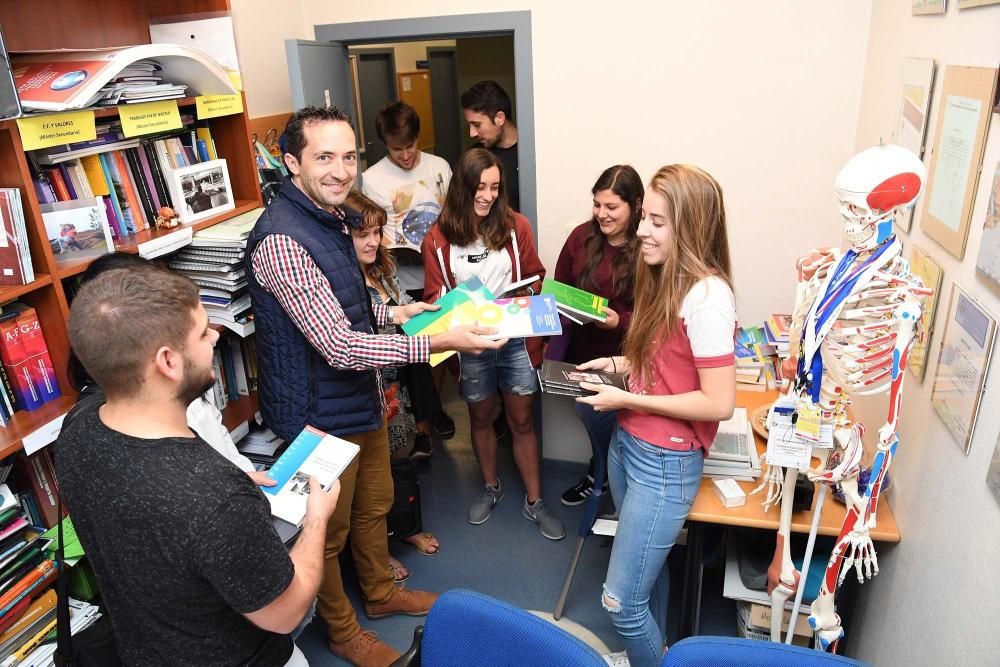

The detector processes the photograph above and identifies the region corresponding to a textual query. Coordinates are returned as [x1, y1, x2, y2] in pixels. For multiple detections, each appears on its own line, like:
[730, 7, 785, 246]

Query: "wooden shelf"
[57, 199, 259, 280]
[220, 391, 259, 434]
[0, 394, 78, 460]
[0, 274, 53, 304]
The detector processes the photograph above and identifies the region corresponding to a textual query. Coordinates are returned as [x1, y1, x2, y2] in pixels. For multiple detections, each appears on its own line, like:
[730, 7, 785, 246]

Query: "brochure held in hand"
[260, 425, 359, 527]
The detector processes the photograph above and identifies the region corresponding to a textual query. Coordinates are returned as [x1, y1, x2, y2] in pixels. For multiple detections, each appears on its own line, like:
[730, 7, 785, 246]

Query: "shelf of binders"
[0, 96, 229, 130]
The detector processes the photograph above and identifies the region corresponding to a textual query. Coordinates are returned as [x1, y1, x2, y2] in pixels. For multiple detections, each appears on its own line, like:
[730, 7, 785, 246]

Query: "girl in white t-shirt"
[576, 165, 737, 667]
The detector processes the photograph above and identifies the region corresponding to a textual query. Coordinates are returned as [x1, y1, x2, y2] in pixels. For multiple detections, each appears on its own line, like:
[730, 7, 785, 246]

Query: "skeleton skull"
[834, 145, 927, 251]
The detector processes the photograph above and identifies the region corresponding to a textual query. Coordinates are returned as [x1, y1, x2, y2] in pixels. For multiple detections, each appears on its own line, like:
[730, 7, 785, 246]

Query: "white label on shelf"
[23, 413, 67, 455]
[138, 227, 194, 259]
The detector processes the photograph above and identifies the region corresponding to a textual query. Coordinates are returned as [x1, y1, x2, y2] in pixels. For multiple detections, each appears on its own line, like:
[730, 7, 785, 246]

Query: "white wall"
[363, 40, 457, 73]
[849, 2, 1000, 665]
[230, 0, 873, 326]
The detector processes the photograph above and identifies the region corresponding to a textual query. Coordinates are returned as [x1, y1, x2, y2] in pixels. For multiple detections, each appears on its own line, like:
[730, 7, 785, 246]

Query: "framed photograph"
[987, 433, 1000, 508]
[974, 162, 1000, 295]
[907, 245, 944, 381]
[930, 284, 997, 454]
[169, 159, 234, 224]
[39, 197, 114, 265]
[958, 0, 1000, 8]
[912, 0, 947, 14]
[920, 66, 998, 259]
[893, 57, 936, 232]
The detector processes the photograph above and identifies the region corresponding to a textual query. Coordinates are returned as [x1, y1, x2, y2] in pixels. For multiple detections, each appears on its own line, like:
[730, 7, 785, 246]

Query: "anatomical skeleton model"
[753, 145, 931, 650]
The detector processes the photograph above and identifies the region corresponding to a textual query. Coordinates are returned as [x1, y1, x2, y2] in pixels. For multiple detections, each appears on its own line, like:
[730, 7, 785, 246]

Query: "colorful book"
[261, 425, 360, 526]
[541, 278, 608, 323]
[0, 191, 29, 286]
[402, 278, 495, 366]
[14, 308, 60, 406]
[538, 359, 627, 397]
[0, 319, 41, 412]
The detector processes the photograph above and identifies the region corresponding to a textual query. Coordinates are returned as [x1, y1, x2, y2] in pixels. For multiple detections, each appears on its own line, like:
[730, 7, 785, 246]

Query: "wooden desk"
[689, 390, 900, 543]
[678, 389, 901, 639]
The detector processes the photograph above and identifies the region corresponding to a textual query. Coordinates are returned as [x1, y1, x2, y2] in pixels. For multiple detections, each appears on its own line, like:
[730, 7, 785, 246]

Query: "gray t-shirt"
[54, 397, 294, 666]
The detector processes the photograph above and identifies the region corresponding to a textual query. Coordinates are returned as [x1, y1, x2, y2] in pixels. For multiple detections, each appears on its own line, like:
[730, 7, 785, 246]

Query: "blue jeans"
[574, 401, 618, 482]
[603, 426, 704, 667]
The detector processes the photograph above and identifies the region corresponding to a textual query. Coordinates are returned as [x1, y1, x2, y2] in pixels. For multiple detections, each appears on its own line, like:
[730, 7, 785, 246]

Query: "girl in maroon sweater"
[546, 165, 644, 506]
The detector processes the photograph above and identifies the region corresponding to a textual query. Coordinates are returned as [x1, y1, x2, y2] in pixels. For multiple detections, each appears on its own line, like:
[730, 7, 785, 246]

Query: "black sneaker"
[560, 475, 607, 507]
[410, 433, 433, 461]
[431, 412, 456, 439]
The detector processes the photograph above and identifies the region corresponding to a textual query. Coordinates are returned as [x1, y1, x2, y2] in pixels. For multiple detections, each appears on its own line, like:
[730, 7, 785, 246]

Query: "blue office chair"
[660, 636, 871, 666]
[390, 589, 607, 667]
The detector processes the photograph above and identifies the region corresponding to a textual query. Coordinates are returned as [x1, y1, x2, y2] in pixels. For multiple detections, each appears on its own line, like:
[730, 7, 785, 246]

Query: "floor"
[297, 385, 737, 665]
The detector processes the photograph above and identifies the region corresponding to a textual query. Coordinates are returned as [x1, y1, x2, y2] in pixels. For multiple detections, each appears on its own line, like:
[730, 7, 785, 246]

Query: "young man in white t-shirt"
[362, 102, 452, 251]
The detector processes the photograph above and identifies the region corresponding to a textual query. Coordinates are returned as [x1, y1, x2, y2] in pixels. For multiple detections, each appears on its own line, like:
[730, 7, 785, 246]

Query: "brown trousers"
[316, 424, 396, 643]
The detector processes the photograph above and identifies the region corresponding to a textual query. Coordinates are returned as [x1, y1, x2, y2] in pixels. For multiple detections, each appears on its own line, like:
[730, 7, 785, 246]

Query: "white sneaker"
[602, 650, 630, 666]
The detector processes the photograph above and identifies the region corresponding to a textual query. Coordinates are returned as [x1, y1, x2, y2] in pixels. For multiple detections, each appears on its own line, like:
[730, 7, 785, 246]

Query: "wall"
[363, 39, 457, 73]
[455, 36, 516, 149]
[229, 0, 873, 327]
[848, 2, 1000, 665]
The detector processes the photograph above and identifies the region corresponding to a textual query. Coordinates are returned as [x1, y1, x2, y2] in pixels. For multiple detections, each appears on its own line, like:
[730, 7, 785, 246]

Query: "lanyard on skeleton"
[796, 238, 901, 403]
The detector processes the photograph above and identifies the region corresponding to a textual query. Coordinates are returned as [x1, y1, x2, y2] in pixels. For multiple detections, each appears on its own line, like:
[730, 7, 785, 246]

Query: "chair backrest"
[419, 589, 607, 667]
[661, 636, 871, 666]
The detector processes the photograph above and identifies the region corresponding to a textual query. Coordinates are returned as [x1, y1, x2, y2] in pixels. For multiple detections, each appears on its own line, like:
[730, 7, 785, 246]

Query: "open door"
[285, 39, 354, 112]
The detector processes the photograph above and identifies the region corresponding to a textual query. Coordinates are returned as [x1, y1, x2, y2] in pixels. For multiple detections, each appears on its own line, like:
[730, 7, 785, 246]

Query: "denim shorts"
[458, 338, 539, 402]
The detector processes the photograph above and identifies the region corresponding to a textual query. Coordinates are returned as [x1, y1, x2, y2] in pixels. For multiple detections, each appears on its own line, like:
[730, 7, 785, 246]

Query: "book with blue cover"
[261, 425, 359, 526]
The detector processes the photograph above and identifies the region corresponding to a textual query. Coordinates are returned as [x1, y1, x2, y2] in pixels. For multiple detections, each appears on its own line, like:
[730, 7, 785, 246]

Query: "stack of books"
[537, 359, 627, 397]
[764, 314, 792, 361]
[169, 207, 263, 337]
[735, 326, 780, 392]
[705, 408, 761, 480]
[0, 190, 34, 286]
[237, 427, 285, 471]
[0, 305, 61, 421]
[540, 279, 608, 324]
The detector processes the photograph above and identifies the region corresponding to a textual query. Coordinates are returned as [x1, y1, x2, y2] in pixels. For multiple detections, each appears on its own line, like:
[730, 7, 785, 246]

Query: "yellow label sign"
[196, 94, 243, 120]
[119, 101, 183, 137]
[17, 112, 97, 151]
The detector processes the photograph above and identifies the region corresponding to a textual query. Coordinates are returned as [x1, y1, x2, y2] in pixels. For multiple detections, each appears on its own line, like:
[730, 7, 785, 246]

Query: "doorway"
[348, 48, 397, 166]
[285, 11, 536, 226]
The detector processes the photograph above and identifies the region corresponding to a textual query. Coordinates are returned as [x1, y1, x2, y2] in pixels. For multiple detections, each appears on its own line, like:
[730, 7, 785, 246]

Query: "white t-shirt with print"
[450, 238, 513, 296]
[362, 152, 452, 250]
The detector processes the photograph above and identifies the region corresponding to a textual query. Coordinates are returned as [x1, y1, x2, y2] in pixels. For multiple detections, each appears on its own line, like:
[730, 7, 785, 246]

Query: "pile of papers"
[537, 359, 627, 397]
[705, 408, 761, 480]
[168, 207, 263, 337]
[735, 326, 781, 392]
[237, 427, 285, 469]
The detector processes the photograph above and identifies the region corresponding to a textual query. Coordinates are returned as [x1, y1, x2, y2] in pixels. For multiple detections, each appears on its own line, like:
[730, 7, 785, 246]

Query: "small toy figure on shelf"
[154, 206, 179, 230]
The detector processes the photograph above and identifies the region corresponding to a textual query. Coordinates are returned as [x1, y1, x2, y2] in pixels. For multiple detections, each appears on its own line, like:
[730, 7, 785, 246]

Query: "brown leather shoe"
[364, 586, 439, 619]
[328, 630, 401, 667]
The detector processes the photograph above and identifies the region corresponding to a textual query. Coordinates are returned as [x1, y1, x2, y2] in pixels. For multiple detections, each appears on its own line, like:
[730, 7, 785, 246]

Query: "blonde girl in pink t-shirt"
[576, 164, 737, 666]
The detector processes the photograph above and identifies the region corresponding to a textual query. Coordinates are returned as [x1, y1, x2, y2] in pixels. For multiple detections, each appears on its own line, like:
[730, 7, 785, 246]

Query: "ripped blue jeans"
[602, 426, 704, 667]
[459, 339, 538, 402]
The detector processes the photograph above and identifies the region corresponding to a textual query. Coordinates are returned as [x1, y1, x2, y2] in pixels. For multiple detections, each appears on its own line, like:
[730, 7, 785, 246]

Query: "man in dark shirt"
[461, 80, 520, 211]
[55, 265, 340, 666]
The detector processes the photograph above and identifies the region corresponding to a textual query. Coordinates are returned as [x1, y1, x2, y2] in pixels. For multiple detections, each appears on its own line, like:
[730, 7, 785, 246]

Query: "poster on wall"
[987, 435, 1000, 508]
[894, 58, 936, 232]
[920, 66, 998, 259]
[930, 284, 997, 454]
[975, 163, 1000, 295]
[912, 0, 947, 14]
[908, 245, 944, 381]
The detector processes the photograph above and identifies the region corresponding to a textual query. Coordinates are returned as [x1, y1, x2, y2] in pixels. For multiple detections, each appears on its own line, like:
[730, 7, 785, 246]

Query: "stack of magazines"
[537, 360, 627, 397]
[705, 408, 761, 480]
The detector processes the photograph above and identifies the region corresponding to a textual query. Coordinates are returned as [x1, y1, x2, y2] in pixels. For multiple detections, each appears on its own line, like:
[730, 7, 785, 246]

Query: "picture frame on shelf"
[912, 0, 947, 14]
[930, 283, 997, 455]
[40, 197, 115, 266]
[974, 162, 1000, 296]
[907, 245, 944, 381]
[170, 159, 234, 224]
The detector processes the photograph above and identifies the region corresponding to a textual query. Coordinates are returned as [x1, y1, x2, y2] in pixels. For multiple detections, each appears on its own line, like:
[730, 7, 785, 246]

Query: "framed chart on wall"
[930, 284, 997, 454]
[893, 57, 936, 232]
[908, 245, 944, 381]
[912, 0, 947, 14]
[975, 162, 1000, 295]
[920, 66, 998, 259]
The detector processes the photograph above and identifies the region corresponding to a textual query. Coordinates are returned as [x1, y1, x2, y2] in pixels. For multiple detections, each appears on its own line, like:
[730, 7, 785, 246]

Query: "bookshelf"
[0, 0, 262, 456]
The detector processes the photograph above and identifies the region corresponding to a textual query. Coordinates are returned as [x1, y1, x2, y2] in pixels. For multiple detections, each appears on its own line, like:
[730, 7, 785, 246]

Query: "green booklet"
[541, 278, 608, 323]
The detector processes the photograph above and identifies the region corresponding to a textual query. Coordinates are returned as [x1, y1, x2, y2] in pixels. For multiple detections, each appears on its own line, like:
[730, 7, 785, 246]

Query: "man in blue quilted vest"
[247, 106, 502, 667]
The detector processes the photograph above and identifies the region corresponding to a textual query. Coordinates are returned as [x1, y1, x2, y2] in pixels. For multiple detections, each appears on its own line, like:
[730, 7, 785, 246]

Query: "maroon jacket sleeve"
[513, 213, 545, 292]
[421, 226, 448, 303]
